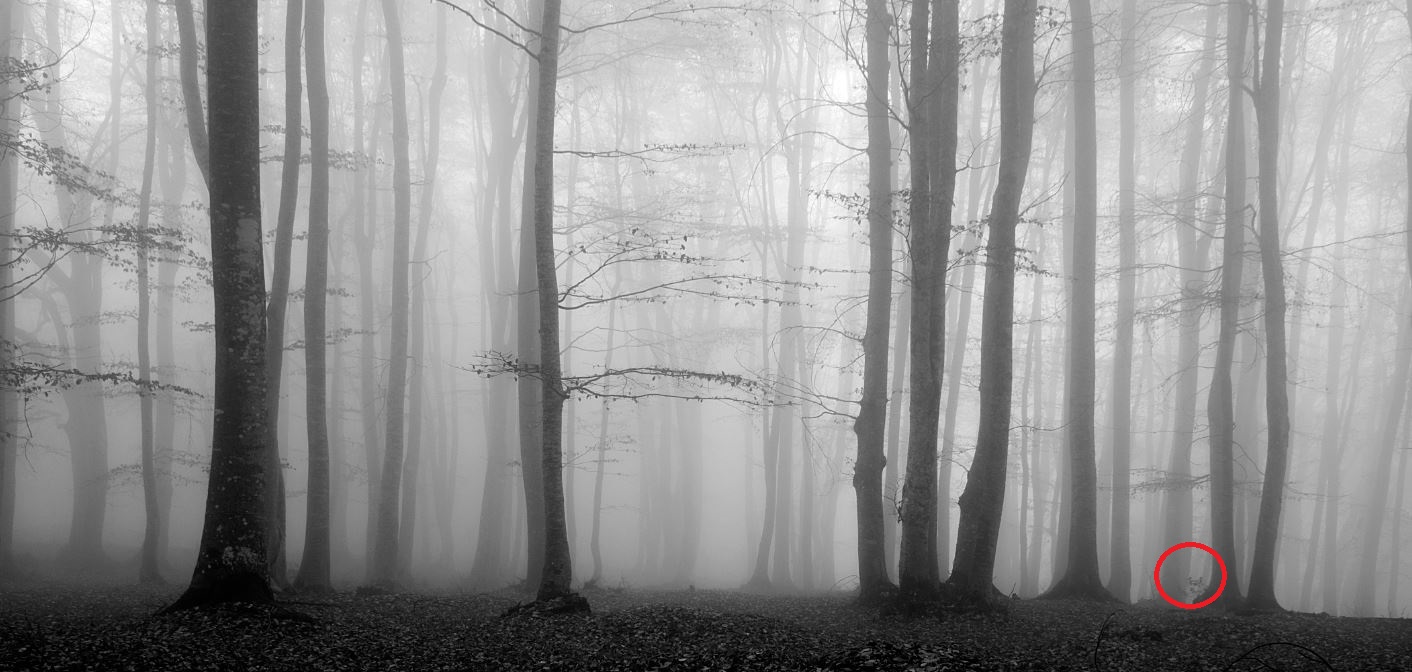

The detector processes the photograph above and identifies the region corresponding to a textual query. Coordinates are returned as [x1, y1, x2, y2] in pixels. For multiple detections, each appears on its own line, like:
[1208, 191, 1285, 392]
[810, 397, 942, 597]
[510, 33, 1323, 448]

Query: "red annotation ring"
[1153, 541, 1227, 610]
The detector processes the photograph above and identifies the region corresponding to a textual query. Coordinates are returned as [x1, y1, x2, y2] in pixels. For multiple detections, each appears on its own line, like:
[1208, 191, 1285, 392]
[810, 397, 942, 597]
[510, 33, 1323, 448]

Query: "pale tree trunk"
[587, 297, 619, 586]
[950, 0, 1034, 603]
[396, 5, 447, 579]
[470, 26, 523, 585]
[854, 0, 897, 604]
[154, 42, 186, 576]
[1162, 2, 1219, 597]
[371, 0, 413, 588]
[900, 0, 956, 600]
[1106, 0, 1137, 604]
[40, 1, 109, 568]
[1247, 0, 1290, 612]
[136, 0, 162, 586]
[264, 0, 304, 589]
[1045, 0, 1107, 603]
[1203, 0, 1249, 609]
[0, 0, 21, 577]
[166, 0, 270, 610]
[294, 0, 332, 593]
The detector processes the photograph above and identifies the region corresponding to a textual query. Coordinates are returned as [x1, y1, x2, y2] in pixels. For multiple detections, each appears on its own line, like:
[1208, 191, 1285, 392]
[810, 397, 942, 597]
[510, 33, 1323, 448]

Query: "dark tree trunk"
[294, 0, 333, 594]
[949, 0, 1034, 604]
[0, 0, 20, 578]
[854, 0, 898, 605]
[166, 0, 271, 610]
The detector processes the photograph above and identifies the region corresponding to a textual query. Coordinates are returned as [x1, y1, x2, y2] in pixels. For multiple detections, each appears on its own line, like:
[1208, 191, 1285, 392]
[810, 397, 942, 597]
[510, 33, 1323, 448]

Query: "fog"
[1, 0, 1409, 618]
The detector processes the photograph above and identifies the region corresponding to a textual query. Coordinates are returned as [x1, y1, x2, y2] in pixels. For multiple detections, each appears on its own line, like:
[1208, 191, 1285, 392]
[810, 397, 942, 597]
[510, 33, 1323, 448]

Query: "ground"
[0, 580, 1408, 671]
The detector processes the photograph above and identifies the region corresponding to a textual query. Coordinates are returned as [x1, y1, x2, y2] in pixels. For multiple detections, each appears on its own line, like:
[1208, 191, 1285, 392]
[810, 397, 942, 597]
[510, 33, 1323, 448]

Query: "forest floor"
[0, 578, 1409, 671]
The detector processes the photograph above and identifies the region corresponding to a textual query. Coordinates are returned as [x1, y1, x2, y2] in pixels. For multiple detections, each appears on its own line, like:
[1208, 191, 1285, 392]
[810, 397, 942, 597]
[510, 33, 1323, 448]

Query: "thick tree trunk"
[371, 0, 413, 588]
[950, 0, 1034, 604]
[166, 0, 271, 610]
[854, 0, 898, 605]
[294, 0, 333, 594]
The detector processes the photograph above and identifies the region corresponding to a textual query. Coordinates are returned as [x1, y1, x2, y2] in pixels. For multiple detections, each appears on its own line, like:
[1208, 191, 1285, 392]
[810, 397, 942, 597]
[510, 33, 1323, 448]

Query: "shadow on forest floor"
[0, 578, 1408, 670]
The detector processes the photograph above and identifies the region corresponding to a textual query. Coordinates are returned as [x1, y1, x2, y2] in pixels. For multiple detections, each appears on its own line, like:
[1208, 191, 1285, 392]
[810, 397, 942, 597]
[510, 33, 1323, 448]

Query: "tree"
[1106, 0, 1137, 604]
[172, 0, 209, 188]
[949, 0, 1034, 604]
[1044, 0, 1112, 603]
[854, 0, 898, 605]
[899, 0, 957, 600]
[294, 0, 333, 594]
[371, 0, 413, 588]
[135, 0, 162, 586]
[1203, 0, 1249, 610]
[166, 0, 271, 610]
[263, 0, 305, 588]
[1246, 0, 1289, 612]
[0, 0, 20, 579]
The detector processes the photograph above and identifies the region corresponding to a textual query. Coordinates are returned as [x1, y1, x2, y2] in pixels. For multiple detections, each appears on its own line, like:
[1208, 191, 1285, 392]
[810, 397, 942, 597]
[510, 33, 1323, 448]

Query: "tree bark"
[1203, 0, 1250, 610]
[950, 0, 1034, 604]
[172, 0, 210, 188]
[900, 0, 957, 600]
[370, 0, 413, 588]
[854, 0, 898, 604]
[1247, 0, 1290, 612]
[294, 0, 332, 594]
[166, 0, 271, 610]
[136, 0, 162, 586]
[1107, 0, 1137, 604]
[0, 0, 21, 578]
[263, 0, 304, 589]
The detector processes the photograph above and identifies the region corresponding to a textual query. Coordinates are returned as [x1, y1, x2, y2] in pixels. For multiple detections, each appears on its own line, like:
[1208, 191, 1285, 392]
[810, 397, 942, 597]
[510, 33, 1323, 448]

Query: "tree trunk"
[1107, 0, 1137, 604]
[166, 0, 271, 610]
[1247, 0, 1290, 612]
[1203, 0, 1249, 609]
[517, 0, 548, 592]
[0, 0, 20, 577]
[136, 0, 162, 586]
[172, 0, 209, 188]
[263, 0, 304, 589]
[294, 0, 332, 594]
[950, 0, 1034, 604]
[900, 0, 957, 600]
[370, 0, 413, 588]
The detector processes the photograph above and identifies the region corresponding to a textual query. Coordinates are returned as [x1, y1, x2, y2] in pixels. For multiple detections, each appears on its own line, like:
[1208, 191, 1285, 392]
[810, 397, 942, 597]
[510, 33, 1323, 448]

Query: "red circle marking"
[1153, 541, 1227, 610]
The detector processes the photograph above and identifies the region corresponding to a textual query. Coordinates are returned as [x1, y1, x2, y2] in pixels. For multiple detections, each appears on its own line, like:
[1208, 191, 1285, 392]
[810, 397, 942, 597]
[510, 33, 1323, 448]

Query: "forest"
[1, 0, 1411, 669]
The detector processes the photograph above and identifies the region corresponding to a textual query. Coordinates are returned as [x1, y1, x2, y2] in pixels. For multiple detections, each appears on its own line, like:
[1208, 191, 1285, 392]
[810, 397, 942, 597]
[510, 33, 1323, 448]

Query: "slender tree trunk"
[294, 0, 332, 593]
[263, 0, 304, 589]
[517, 0, 548, 592]
[1203, 0, 1249, 609]
[136, 0, 162, 586]
[172, 0, 209, 187]
[0, 0, 19, 577]
[950, 0, 1035, 604]
[370, 0, 413, 588]
[900, 0, 957, 600]
[1247, 0, 1290, 612]
[1162, 3, 1219, 597]
[854, 0, 898, 605]
[166, 0, 270, 610]
[1107, 0, 1137, 604]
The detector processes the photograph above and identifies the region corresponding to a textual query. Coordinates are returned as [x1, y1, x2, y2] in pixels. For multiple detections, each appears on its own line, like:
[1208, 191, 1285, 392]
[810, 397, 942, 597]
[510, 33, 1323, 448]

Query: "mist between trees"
[0, 0, 1408, 617]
